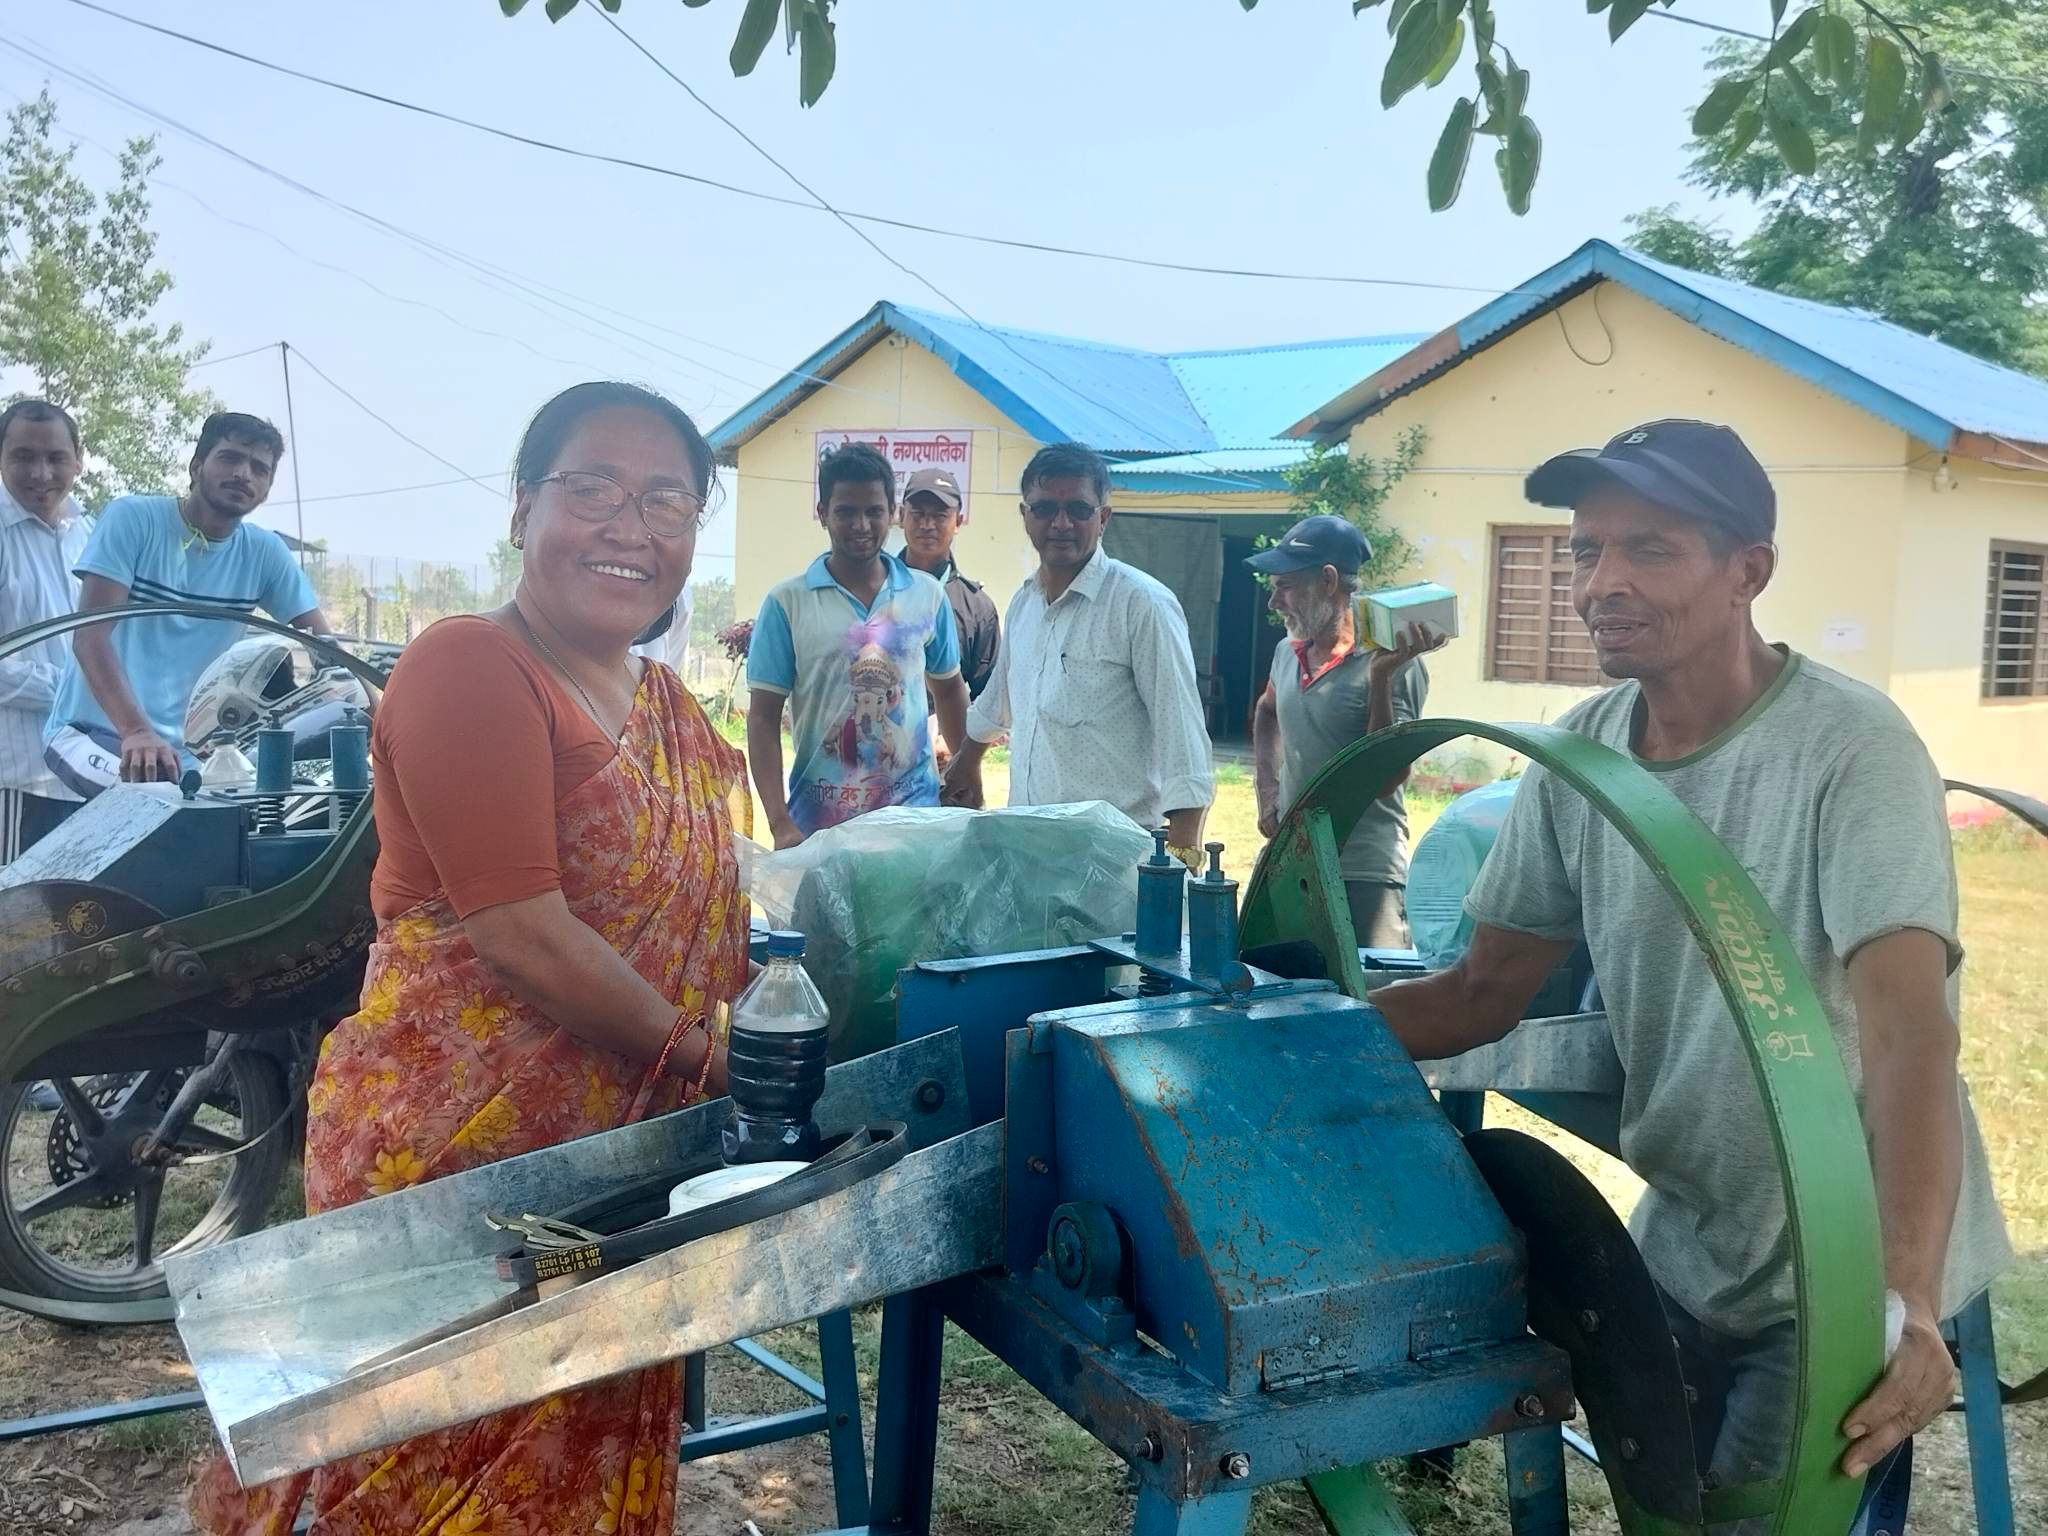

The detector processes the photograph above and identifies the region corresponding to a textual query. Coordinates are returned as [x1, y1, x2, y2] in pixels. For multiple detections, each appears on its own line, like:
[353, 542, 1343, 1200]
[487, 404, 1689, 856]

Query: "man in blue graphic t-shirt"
[45, 411, 327, 795]
[746, 441, 968, 847]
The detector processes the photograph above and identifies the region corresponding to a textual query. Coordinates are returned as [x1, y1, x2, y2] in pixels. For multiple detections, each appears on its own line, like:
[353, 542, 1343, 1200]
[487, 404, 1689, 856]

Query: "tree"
[0, 91, 213, 508]
[1627, 2, 2048, 373]
[1278, 426, 1426, 598]
[689, 574, 736, 649]
[487, 537, 524, 605]
[495, 2, 1964, 215]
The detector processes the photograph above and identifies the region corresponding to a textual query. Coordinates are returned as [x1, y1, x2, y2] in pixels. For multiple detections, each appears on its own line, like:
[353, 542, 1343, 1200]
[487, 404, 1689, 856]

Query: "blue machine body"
[884, 931, 1575, 1522]
[1015, 989, 1526, 1395]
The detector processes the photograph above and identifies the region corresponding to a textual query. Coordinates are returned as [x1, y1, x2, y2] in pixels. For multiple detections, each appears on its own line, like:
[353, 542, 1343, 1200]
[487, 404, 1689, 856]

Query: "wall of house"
[1889, 454, 2048, 795]
[731, 335, 1047, 622]
[1348, 280, 1918, 774]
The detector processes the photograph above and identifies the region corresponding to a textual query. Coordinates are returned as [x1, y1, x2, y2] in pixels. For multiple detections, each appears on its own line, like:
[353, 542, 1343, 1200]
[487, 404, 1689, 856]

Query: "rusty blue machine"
[61, 722, 2030, 1532]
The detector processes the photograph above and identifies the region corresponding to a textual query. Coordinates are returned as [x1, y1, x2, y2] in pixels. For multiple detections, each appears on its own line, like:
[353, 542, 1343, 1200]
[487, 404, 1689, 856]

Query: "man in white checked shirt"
[942, 442, 1214, 866]
[0, 400, 89, 863]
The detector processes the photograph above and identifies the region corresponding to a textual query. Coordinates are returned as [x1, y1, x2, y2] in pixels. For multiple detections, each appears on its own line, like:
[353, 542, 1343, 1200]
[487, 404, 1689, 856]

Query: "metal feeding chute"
[165, 1033, 991, 1485]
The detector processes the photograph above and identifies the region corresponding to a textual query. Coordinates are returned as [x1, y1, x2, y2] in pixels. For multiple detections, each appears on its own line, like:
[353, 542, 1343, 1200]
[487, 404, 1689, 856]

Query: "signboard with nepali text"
[814, 430, 975, 522]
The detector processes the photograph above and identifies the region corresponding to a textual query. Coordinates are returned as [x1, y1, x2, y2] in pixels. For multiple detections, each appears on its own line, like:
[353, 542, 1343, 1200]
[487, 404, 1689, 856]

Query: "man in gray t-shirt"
[1371, 420, 2008, 1528]
[1249, 515, 1442, 947]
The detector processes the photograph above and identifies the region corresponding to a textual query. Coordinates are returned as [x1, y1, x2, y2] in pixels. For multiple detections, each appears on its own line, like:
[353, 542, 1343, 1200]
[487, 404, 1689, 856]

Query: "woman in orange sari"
[192, 382, 749, 1536]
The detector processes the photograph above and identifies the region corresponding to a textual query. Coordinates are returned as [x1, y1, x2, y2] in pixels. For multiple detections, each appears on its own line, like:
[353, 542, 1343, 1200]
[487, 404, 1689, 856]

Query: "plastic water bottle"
[721, 931, 831, 1165]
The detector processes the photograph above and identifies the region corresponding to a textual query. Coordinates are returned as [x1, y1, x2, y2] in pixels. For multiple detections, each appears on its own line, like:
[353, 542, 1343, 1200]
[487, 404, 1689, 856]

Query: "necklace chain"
[517, 610, 615, 729]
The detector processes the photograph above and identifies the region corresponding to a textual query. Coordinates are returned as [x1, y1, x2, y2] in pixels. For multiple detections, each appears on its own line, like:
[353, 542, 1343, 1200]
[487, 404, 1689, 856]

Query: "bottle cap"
[766, 930, 806, 958]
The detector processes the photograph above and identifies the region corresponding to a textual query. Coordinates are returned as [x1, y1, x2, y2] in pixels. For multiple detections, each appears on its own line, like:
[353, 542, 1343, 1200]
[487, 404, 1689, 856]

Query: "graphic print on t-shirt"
[801, 614, 934, 831]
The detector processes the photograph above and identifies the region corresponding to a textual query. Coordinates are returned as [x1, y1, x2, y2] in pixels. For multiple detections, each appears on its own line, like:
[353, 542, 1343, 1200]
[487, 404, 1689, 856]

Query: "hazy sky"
[2, 1, 1748, 579]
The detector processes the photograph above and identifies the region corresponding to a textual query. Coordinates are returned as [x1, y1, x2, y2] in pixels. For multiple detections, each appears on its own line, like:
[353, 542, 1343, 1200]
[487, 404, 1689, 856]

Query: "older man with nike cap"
[1369, 419, 2009, 1530]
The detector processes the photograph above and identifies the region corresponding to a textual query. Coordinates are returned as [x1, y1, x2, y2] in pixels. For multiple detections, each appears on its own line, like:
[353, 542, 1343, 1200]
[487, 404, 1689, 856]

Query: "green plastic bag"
[745, 803, 1150, 1061]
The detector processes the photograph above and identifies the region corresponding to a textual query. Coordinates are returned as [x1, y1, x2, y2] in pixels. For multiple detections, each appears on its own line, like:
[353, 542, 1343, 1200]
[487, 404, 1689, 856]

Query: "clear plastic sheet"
[1404, 777, 1520, 969]
[744, 802, 1151, 1061]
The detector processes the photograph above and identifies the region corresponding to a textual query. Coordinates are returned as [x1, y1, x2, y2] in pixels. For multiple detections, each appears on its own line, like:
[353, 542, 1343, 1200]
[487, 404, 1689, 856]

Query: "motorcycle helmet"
[185, 634, 370, 754]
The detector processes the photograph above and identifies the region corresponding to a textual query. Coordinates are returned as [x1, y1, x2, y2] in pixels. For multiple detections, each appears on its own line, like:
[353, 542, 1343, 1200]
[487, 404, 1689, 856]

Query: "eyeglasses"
[1024, 498, 1101, 523]
[541, 471, 706, 538]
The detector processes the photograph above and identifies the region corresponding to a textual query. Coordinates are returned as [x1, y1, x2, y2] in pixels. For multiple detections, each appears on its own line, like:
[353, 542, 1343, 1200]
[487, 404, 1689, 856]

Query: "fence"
[303, 550, 722, 689]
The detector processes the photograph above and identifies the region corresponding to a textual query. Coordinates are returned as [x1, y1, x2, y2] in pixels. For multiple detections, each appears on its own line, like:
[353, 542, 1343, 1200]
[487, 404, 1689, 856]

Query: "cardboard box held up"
[1359, 581, 1460, 650]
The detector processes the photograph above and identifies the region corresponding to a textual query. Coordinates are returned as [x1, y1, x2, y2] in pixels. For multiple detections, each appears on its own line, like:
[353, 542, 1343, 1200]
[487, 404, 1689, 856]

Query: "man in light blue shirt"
[747, 442, 967, 846]
[45, 411, 326, 794]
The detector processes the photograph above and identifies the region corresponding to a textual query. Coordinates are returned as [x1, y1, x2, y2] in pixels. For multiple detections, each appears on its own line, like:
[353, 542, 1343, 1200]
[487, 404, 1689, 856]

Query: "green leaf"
[1728, 107, 1764, 158]
[1767, 98, 1817, 174]
[1381, 0, 1448, 108]
[730, 0, 782, 77]
[595, 0, 620, 10]
[1859, 34, 1906, 155]
[1504, 54, 1529, 118]
[543, 0, 577, 20]
[498, 0, 530, 16]
[1497, 113, 1541, 214]
[1693, 76, 1754, 137]
[1388, 0, 1420, 37]
[1770, 0, 1789, 20]
[1471, 0, 1495, 50]
[797, 1, 836, 107]
[1921, 52, 1952, 114]
[1435, 0, 1462, 24]
[1891, 91, 1925, 149]
[1240, 0, 1259, 10]
[1760, 8, 1819, 71]
[1425, 17, 1466, 88]
[1817, 14, 1858, 91]
[1586, 0, 1612, 12]
[1608, 0, 1657, 42]
[1782, 63, 1825, 115]
[1428, 96, 1478, 210]
[1477, 59, 1506, 115]
[1353, 0, 1388, 11]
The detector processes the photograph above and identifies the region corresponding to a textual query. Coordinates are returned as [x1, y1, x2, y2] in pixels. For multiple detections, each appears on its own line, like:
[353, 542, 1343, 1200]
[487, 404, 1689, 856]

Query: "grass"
[717, 773, 2046, 1533]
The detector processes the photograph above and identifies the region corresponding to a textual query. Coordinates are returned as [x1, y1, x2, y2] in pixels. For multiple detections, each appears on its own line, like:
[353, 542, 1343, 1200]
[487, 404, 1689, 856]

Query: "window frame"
[1485, 522, 1604, 688]
[1982, 538, 2048, 703]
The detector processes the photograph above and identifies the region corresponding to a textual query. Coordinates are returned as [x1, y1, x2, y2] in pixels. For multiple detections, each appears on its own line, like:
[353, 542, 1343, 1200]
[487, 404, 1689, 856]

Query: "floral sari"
[192, 664, 750, 1536]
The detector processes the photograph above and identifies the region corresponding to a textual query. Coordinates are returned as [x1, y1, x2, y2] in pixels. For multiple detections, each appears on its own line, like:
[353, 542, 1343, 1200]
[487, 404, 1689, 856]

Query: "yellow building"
[707, 303, 1418, 735]
[1291, 240, 2048, 795]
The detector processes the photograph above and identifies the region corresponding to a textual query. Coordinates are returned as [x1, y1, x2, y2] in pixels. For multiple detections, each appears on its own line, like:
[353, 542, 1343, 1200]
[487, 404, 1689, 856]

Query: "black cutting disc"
[1464, 1126, 1706, 1524]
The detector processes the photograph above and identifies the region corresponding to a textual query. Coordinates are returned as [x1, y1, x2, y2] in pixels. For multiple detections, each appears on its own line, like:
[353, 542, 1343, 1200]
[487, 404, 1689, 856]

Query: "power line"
[188, 340, 280, 370]
[0, 42, 749, 410]
[591, 9, 1269, 492]
[285, 347, 505, 502]
[52, 0, 1525, 301]
[1649, 7, 2048, 92]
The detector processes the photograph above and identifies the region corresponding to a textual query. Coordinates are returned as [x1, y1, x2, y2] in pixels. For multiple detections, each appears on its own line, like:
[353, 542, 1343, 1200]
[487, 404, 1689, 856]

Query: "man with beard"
[1372, 420, 2009, 1530]
[1249, 514, 1444, 947]
[45, 412, 326, 793]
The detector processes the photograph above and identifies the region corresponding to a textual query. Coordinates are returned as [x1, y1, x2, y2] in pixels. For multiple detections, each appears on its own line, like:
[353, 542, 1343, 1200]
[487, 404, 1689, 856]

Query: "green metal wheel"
[1239, 718, 1884, 1536]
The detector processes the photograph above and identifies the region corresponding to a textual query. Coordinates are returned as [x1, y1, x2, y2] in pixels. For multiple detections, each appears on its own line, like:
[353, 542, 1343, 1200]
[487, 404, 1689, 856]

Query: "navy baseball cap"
[1244, 514, 1374, 575]
[1526, 419, 1776, 544]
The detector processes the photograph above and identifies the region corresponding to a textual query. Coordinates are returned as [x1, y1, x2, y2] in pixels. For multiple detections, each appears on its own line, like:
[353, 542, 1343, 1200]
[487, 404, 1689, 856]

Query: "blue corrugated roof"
[1291, 239, 2048, 454]
[706, 302, 1423, 468]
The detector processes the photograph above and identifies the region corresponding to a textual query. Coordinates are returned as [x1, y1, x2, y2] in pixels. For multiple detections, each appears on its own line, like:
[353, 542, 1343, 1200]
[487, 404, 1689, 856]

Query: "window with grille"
[1487, 525, 1603, 686]
[1983, 541, 2048, 699]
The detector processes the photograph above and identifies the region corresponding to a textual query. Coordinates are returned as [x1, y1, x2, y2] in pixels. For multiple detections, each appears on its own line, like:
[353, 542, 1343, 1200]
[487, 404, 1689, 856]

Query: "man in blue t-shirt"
[45, 411, 326, 793]
[746, 442, 968, 847]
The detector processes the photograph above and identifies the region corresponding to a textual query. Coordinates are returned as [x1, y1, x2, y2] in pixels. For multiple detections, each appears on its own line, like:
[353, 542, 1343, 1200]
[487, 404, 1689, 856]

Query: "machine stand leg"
[1502, 1424, 1568, 1536]
[867, 1288, 946, 1535]
[1438, 1089, 1484, 1136]
[817, 1309, 872, 1530]
[1951, 1290, 2016, 1536]
[681, 1351, 706, 1433]
[1131, 1483, 1253, 1536]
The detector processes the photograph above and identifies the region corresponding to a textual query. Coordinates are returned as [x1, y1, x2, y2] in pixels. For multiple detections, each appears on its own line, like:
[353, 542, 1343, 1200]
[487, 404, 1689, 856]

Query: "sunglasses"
[1024, 498, 1101, 523]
